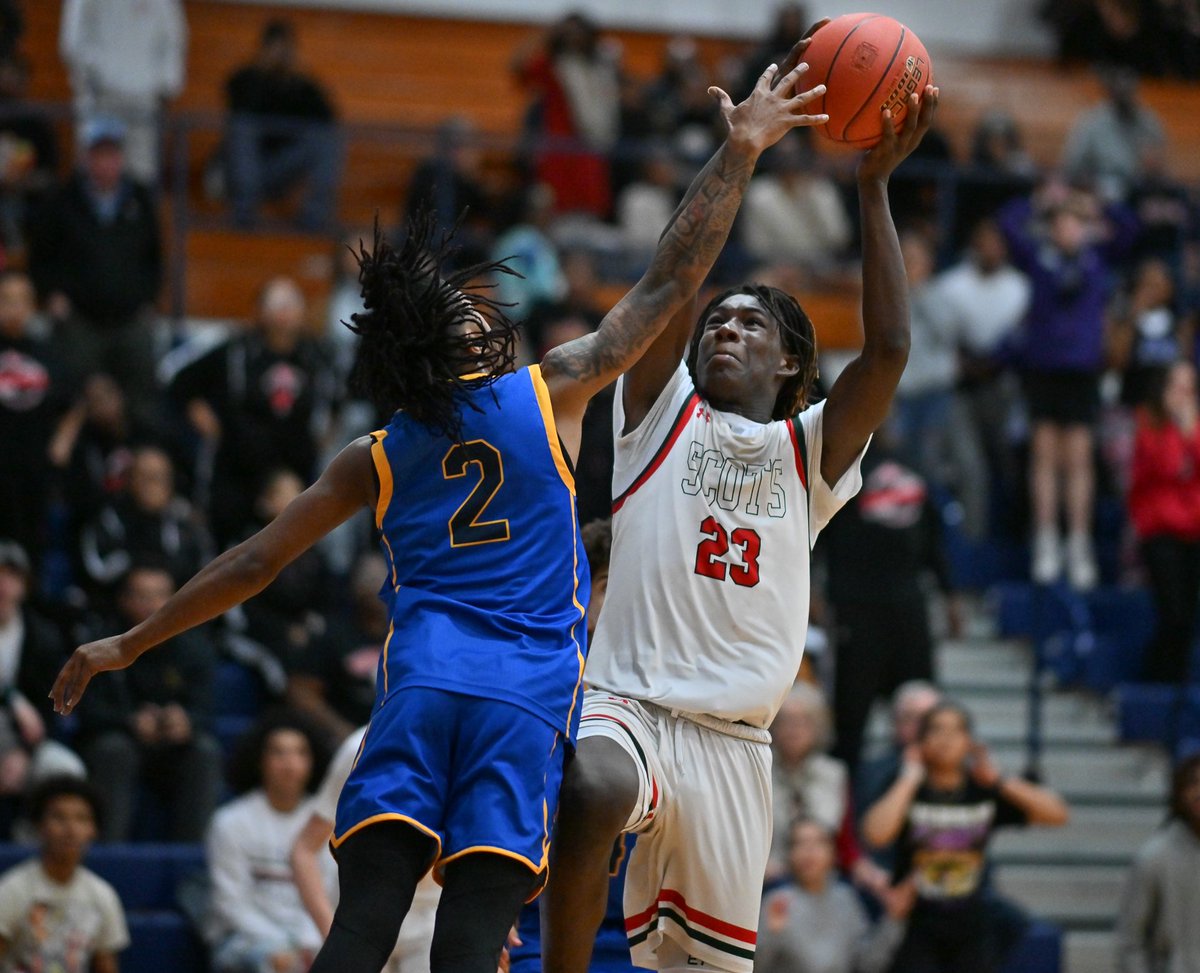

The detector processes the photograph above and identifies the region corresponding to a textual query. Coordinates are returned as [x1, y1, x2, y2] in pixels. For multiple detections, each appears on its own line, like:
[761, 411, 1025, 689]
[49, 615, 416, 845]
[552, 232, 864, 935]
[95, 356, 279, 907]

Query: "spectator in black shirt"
[0, 271, 65, 561]
[863, 701, 1068, 973]
[170, 277, 338, 544]
[47, 372, 168, 535]
[820, 425, 961, 773]
[27, 117, 162, 416]
[76, 562, 222, 842]
[0, 53, 58, 258]
[78, 445, 210, 606]
[224, 19, 341, 231]
[287, 550, 387, 747]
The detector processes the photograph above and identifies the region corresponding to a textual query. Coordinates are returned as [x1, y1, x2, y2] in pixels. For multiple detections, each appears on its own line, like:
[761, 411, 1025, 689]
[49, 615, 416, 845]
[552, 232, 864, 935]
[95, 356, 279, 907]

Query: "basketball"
[801, 13, 934, 148]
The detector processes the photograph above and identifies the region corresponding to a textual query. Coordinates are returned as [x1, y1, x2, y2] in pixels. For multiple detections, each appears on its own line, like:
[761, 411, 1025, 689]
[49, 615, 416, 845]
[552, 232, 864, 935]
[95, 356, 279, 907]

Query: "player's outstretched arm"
[50, 439, 377, 715]
[820, 85, 939, 486]
[541, 57, 829, 452]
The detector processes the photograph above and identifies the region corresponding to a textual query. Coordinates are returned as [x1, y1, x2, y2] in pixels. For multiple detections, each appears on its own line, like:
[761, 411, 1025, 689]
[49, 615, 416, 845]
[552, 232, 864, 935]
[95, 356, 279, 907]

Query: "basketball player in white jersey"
[541, 78, 941, 973]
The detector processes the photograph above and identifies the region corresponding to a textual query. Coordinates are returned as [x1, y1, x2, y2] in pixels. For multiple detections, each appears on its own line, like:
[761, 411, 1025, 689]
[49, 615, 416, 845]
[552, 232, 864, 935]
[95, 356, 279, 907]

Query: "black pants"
[1141, 535, 1200, 683]
[833, 600, 935, 772]
[890, 900, 997, 973]
[310, 821, 537, 973]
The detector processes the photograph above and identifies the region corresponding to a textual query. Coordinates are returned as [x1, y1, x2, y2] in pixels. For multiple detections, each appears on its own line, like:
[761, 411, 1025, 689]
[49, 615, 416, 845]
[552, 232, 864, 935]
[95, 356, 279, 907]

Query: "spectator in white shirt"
[937, 219, 1031, 534]
[59, 0, 186, 184]
[741, 131, 852, 277]
[0, 776, 128, 973]
[292, 726, 441, 973]
[206, 712, 332, 973]
[615, 143, 679, 264]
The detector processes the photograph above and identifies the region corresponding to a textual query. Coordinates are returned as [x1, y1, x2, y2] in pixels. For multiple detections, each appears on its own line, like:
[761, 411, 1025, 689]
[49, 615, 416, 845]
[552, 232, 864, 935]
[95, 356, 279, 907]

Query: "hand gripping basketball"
[709, 61, 830, 156]
[857, 84, 940, 183]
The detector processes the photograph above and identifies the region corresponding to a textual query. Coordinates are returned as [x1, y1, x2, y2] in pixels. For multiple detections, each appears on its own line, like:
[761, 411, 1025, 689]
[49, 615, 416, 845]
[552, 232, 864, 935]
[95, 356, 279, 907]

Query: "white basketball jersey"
[585, 362, 867, 728]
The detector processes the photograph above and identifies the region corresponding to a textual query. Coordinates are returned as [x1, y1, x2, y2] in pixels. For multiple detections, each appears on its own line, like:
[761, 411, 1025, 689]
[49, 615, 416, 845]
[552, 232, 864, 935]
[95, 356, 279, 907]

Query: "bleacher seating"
[0, 843, 207, 973]
[1117, 683, 1200, 748]
[22, 2, 1200, 328]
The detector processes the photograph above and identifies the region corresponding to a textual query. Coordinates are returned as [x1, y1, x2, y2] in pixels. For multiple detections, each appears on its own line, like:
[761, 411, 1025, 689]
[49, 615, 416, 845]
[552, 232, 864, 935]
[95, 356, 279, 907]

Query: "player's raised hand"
[709, 60, 829, 156]
[857, 83, 940, 183]
[50, 635, 133, 716]
[772, 17, 832, 88]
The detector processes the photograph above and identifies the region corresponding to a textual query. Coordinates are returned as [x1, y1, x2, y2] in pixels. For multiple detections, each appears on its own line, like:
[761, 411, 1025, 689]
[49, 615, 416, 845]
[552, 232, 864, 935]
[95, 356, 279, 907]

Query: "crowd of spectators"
[0, 1, 1196, 971]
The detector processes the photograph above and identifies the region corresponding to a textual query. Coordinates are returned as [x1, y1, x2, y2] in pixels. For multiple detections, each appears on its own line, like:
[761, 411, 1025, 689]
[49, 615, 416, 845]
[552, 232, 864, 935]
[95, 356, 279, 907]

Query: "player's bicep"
[541, 278, 687, 431]
[820, 352, 903, 483]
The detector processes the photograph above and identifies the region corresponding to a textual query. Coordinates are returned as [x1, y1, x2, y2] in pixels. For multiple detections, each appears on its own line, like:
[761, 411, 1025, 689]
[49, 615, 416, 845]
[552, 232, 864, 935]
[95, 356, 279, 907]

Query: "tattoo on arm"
[545, 143, 757, 384]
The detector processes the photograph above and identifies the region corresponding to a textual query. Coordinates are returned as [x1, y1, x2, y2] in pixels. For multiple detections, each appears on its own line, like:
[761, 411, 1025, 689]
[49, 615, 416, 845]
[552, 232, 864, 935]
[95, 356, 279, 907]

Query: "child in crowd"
[999, 183, 1136, 589]
[758, 817, 912, 973]
[863, 701, 1069, 973]
[1127, 361, 1200, 683]
[0, 776, 129, 973]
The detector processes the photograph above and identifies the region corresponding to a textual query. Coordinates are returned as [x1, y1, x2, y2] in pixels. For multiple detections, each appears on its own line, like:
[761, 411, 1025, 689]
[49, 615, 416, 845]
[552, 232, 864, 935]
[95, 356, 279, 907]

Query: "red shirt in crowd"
[1128, 416, 1200, 541]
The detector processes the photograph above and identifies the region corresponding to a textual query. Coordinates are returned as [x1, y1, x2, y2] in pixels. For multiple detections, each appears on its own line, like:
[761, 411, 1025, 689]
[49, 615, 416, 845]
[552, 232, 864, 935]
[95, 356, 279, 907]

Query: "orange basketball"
[801, 13, 933, 148]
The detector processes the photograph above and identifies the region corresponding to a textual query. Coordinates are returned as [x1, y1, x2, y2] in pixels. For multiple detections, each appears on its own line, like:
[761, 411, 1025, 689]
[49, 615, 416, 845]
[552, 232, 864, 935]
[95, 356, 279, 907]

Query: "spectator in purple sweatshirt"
[998, 181, 1137, 590]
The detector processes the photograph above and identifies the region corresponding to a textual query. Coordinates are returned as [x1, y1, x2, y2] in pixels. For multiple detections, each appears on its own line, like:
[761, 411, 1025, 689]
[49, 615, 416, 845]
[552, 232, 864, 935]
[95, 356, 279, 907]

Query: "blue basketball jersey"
[368, 365, 589, 739]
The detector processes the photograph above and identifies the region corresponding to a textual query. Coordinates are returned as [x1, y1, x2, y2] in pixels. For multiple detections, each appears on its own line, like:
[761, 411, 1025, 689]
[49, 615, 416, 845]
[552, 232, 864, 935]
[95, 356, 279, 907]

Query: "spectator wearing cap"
[27, 117, 163, 418]
[59, 0, 186, 184]
[0, 271, 66, 561]
[0, 541, 86, 836]
[224, 19, 341, 231]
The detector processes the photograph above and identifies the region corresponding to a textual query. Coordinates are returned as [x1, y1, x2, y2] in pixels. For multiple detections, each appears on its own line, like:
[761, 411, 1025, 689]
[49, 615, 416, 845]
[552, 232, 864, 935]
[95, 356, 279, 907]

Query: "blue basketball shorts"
[332, 686, 565, 886]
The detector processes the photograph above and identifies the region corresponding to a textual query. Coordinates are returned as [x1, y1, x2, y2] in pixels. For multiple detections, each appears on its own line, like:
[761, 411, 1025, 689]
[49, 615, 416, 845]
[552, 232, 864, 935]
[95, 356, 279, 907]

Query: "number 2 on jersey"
[694, 515, 761, 587]
[442, 440, 511, 547]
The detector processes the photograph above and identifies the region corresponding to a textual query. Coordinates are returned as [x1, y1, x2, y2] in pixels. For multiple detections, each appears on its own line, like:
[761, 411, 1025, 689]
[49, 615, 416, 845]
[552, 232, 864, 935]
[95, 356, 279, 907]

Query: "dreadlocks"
[686, 284, 819, 419]
[344, 213, 521, 441]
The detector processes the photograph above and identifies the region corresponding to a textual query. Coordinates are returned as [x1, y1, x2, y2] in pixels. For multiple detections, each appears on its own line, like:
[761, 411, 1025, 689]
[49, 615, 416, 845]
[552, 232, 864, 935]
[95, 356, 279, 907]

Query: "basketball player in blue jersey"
[50, 60, 831, 973]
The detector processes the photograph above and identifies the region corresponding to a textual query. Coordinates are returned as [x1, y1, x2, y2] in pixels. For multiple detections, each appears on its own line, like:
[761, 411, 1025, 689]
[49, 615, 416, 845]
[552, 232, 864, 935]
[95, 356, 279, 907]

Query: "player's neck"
[703, 393, 774, 424]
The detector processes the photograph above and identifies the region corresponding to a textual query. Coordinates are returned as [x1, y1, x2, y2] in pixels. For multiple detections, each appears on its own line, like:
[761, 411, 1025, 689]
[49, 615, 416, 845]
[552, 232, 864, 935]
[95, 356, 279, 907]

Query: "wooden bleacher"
[21, 3, 1200, 345]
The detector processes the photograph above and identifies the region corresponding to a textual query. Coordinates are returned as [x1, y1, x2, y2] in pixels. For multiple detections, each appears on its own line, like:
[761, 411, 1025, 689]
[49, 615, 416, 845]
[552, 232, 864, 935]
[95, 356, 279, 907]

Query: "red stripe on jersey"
[625, 889, 758, 945]
[787, 418, 808, 492]
[611, 393, 702, 514]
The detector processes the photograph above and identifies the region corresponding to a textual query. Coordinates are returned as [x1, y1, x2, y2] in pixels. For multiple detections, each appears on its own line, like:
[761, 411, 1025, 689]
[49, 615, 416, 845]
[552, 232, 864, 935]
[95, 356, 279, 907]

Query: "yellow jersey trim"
[380, 621, 395, 697]
[369, 431, 393, 531]
[331, 812, 443, 858]
[563, 498, 587, 735]
[528, 364, 576, 496]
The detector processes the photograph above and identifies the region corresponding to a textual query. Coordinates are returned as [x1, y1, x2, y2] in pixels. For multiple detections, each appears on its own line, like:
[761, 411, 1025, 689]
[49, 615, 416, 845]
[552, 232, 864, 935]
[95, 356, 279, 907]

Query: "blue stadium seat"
[1177, 736, 1200, 762]
[999, 919, 1062, 973]
[212, 660, 264, 718]
[1117, 683, 1190, 745]
[126, 911, 207, 973]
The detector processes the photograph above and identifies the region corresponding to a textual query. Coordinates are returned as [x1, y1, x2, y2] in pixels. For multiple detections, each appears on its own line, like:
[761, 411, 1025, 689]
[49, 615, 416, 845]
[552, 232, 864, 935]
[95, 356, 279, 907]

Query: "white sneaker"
[1066, 532, 1098, 591]
[1032, 528, 1062, 585]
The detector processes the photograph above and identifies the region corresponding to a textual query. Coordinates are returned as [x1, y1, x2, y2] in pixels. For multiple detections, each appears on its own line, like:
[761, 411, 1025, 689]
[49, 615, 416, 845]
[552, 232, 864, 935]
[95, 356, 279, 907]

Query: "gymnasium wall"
[204, 0, 1054, 56]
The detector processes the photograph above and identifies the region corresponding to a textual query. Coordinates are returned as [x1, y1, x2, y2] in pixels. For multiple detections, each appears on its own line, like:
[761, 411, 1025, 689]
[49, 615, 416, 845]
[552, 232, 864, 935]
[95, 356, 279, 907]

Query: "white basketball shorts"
[578, 690, 773, 973]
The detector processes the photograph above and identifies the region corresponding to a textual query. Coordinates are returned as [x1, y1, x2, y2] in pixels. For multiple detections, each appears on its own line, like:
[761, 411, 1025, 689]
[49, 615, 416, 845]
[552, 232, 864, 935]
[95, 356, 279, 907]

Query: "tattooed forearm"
[541, 141, 759, 386]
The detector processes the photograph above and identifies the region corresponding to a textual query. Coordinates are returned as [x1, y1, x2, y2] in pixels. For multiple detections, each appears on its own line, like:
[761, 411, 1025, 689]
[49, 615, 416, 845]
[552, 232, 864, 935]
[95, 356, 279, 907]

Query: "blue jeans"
[225, 114, 343, 229]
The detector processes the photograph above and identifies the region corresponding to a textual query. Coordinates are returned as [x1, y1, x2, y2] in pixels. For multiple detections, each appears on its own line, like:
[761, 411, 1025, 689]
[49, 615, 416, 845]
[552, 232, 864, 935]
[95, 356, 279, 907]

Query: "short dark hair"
[261, 18, 295, 47]
[28, 775, 104, 830]
[581, 518, 612, 577]
[228, 708, 330, 795]
[687, 285, 819, 420]
[917, 699, 974, 741]
[788, 813, 835, 847]
[118, 558, 175, 592]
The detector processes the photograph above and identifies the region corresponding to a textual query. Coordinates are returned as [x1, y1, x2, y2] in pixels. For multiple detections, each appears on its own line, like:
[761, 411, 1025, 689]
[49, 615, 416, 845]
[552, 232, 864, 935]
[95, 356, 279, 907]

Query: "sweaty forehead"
[714, 294, 769, 316]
